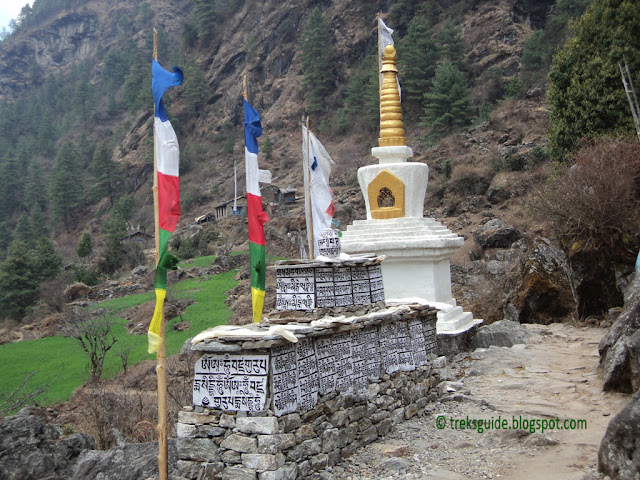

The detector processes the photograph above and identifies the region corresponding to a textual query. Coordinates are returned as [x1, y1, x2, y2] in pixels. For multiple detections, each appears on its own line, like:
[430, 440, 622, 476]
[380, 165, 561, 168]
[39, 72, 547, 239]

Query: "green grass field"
[0, 266, 239, 408]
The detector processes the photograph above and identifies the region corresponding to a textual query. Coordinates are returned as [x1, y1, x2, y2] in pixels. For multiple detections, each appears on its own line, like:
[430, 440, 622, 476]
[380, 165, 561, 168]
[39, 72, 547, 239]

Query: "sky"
[0, 1, 29, 32]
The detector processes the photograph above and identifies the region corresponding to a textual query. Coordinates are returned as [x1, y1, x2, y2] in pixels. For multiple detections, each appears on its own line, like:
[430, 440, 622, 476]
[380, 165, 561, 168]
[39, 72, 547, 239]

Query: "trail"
[330, 323, 630, 480]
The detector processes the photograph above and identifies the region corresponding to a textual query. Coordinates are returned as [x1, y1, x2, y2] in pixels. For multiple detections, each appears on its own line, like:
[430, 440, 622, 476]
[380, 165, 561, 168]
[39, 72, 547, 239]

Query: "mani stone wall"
[176, 304, 442, 480]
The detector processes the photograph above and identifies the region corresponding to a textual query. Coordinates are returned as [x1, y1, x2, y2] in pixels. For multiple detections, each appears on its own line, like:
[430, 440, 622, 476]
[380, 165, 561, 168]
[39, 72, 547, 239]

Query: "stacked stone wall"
[177, 365, 440, 479]
[177, 305, 441, 479]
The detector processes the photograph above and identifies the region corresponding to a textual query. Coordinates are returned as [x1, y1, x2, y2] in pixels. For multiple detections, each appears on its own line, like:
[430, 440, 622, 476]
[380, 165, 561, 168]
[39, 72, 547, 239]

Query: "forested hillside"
[0, 0, 638, 327]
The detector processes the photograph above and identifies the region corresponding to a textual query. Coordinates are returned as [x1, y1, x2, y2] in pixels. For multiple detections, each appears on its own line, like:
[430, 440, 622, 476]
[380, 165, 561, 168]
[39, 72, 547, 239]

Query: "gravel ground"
[311, 324, 630, 480]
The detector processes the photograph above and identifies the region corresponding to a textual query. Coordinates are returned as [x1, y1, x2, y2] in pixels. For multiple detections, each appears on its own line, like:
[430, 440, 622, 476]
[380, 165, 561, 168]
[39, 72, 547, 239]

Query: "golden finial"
[378, 45, 406, 147]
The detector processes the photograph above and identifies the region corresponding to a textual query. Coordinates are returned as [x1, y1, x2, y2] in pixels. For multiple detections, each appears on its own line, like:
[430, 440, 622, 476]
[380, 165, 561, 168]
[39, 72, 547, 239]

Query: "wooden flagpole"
[152, 28, 169, 480]
[305, 116, 315, 259]
[243, 74, 248, 101]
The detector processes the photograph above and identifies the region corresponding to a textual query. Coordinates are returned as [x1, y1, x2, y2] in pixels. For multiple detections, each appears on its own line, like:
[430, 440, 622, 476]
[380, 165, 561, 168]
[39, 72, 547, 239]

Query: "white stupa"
[340, 45, 481, 338]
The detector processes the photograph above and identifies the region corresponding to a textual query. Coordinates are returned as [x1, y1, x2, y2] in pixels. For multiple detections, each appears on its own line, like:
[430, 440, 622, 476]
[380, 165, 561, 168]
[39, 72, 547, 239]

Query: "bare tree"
[0, 370, 49, 419]
[63, 310, 118, 383]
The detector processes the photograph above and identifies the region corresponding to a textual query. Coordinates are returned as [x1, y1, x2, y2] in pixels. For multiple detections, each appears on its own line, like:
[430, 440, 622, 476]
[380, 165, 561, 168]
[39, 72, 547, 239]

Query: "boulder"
[131, 265, 148, 277]
[0, 407, 96, 480]
[599, 276, 640, 393]
[63, 282, 93, 302]
[72, 439, 179, 479]
[598, 388, 640, 479]
[472, 219, 519, 249]
[505, 237, 576, 324]
[471, 320, 530, 348]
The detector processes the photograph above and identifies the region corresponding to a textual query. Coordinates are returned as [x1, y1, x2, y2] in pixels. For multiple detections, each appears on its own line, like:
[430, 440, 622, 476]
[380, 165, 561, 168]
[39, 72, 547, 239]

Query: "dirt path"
[328, 323, 630, 480]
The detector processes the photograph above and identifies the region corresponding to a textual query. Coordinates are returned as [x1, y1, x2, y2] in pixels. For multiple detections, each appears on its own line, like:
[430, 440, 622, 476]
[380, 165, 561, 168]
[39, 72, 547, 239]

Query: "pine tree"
[421, 60, 472, 135]
[193, 0, 217, 40]
[77, 232, 93, 259]
[0, 219, 12, 261]
[183, 57, 208, 112]
[49, 142, 84, 232]
[548, 0, 640, 159]
[90, 142, 122, 207]
[28, 204, 47, 242]
[435, 20, 466, 70]
[75, 71, 93, 123]
[398, 16, 439, 103]
[33, 237, 62, 282]
[0, 155, 21, 219]
[261, 136, 273, 159]
[300, 8, 335, 114]
[0, 241, 39, 320]
[24, 158, 48, 210]
[14, 214, 35, 248]
[101, 213, 127, 274]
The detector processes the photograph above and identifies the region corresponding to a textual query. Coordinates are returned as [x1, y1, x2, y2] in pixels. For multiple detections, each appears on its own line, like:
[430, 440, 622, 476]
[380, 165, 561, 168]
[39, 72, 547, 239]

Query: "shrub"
[538, 139, 640, 256]
[447, 165, 494, 196]
[505, 77, 523, 98]
[177, 237, 198, 260]
[198, 225, 220, 250]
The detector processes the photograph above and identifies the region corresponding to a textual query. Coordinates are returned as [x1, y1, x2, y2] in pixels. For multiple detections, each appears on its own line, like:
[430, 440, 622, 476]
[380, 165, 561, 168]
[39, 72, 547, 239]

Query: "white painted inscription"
[409, 319, 428, 367]
[423, 317, 438, 356]
[271, 344, 298, 416]
[315, 336, 338, 395]
[316, 267, 335, 308]
[193, 354, 268, 412]
[333, 333, 354, 393]
[276, 266, 316, 311]
[296, 338, 319, 412]
[352, 327, 379, 393]
[379, 323, 400, 374]
[396, 321, 416, 372]
[368, 265, 385, 303]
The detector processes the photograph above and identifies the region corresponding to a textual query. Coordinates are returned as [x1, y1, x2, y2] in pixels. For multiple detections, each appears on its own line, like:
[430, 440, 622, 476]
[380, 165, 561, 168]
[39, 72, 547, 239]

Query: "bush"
[177, 237, 198, 260]
[447, 165, 494, 196]
[505, 77, 523, 98]
[441, 158, 452, 179]
[538, 139, 640, 255]
[198, 225, 219, 250]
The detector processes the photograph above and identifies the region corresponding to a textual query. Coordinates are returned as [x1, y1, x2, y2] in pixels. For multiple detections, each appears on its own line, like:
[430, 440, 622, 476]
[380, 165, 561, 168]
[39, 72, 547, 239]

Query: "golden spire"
[378, 45, 406, 147]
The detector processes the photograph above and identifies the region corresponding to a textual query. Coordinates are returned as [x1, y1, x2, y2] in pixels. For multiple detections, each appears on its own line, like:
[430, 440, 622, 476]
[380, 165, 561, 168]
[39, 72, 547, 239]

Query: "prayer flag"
[379, 17, 401, 99]
[148, 59, 183, 354]
[302, 126, 335, 257]
[244, 99, 270, 323]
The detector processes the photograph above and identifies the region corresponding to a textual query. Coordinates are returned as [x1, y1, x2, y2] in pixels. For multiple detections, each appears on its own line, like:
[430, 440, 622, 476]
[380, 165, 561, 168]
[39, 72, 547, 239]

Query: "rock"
[599, 276, 640, 393]
[287, 438, 322, 462]
[221, 465, 257, 480]
[72, 440, 180, 479]
[598, 388, 640, 479]
[526, 87, 544, 99]
[257, 433, 296, 454]
[472, 320, 530, 348]
[63, 282, 93, 302]
[220, 434, 258, 453]
[258, 463, 298, 480]
[236, 416, 278, 435]
[0, 409, 96, 480]
[241, 453, 285, 471]
[176, 437, 219, 462]
[131, 265, 147, 277]
[506, 237, 577, 324]
[486, 172, 529, 205]
[472, 219, 519, 249]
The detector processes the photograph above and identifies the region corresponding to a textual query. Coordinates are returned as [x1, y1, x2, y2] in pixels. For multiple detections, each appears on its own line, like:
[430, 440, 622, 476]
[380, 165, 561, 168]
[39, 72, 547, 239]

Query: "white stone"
[236, 417, 279, 435]
[241, 453, 285, 471]
[258, 463, 298, 480]
[176, 423, 197, 438]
